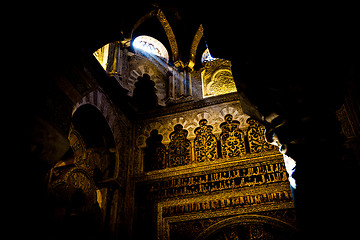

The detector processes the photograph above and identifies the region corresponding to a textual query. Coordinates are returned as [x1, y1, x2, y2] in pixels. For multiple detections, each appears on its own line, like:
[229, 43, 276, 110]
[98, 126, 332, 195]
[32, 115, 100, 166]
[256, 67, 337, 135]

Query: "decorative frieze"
[141, 114, 276, 172]
[145, 160, 287, 199]
[162, 190, 292, 217]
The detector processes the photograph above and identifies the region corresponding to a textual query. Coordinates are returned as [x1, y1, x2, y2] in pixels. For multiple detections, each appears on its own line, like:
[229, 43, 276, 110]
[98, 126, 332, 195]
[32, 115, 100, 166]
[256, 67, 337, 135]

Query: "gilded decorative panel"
[192, 212, 298, 240]
[247, 118, 275, 153]
[135, 154, 293, 240]
[93, 43, 109, 70]
[136, 121, 279, 177]
[49, 166, 98, 207]
[194, 119, 218, 162]
[201, 59, 237, 98]
[168, 124, 192, 167]
[220, 114, 246, 158]
[146, 159, 288, 200]
[136, 100, 247, 148]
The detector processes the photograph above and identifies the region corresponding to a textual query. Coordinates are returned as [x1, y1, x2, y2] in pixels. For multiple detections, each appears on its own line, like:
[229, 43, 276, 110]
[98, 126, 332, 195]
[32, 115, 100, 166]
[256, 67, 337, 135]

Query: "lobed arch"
[127, 61, 167, 106]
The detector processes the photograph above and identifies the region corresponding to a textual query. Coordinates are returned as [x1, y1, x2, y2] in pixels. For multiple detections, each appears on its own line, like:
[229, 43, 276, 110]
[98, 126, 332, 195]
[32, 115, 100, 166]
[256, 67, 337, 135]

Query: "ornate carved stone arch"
[70, 89, 132, 238]
[68, 126, 86, 161]
[72, 89, 129, 176]
[137, 121, 166, 148]
[128, 62, 167, 106]
[195, 214, 298, 240]
[219, 106, 245, 126]
[48, 166, 98, 207]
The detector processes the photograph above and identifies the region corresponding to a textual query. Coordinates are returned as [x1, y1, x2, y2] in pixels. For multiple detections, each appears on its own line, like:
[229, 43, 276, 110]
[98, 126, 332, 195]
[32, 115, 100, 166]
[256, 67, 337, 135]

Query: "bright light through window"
[201, 48, 215, 63]
[133, 35, 169, 62]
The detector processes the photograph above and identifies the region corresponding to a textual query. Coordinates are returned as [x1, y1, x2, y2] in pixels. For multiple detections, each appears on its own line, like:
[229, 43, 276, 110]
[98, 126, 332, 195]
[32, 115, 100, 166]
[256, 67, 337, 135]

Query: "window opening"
[132, 35, 169, 62]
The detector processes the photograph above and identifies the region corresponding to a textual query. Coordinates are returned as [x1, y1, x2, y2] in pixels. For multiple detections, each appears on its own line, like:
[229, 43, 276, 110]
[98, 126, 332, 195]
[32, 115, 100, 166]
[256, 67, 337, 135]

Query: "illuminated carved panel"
[247, 118, 276, 153]
[220, 114, 246, 158]
[162, 190, 292, 217]
[93, 43, 109, 70]
[168, 124, 191, 167]
[145, 160, 288, 199]
[201, 59, 237, 98]
[194, 119, 218, 162]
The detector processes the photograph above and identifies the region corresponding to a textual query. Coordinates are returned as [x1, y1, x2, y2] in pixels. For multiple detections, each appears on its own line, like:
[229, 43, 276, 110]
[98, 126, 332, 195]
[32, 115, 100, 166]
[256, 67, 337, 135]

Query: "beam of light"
[132, 35, 169, 62]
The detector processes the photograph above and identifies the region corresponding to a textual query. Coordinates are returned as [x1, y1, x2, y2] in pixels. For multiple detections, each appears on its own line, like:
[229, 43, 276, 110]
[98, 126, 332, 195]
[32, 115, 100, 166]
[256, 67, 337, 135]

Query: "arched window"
[132, 35, 169, 62]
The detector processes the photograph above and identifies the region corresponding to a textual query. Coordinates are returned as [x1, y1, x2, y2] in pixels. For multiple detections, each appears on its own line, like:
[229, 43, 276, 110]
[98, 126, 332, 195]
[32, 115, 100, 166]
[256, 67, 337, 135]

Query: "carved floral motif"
[168, 124, 191, 167]
[220, 114, 246, 158]
[194, 119, 218, 162]
[247, 118, 275, 153]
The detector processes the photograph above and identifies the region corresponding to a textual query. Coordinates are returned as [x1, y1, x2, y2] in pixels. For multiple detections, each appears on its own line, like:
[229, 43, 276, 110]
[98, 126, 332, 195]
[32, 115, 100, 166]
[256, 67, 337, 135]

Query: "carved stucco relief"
[136, 101, 249, 148]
